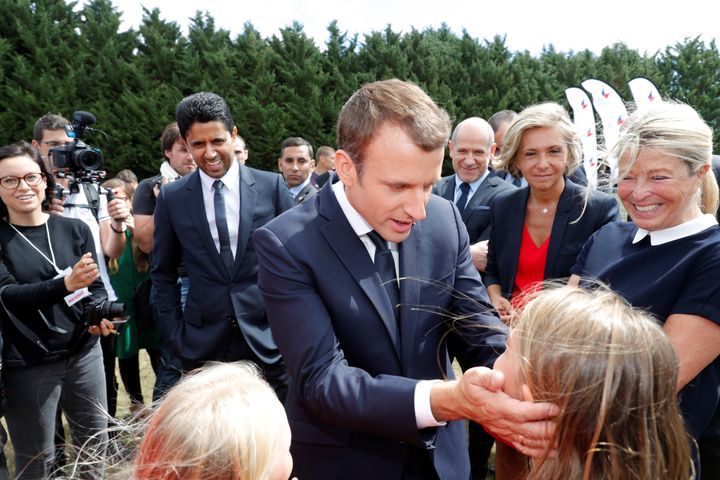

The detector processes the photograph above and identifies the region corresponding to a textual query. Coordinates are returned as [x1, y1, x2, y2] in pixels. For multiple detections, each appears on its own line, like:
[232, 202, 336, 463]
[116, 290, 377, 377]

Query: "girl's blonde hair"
[513, 284, 691, 480]
[133, 362, 288, 480]
[496, 102, 582, 178]
[611, 100, 718, 215]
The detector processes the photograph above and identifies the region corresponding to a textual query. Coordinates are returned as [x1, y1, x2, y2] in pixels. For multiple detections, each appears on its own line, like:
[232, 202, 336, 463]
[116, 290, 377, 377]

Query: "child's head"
[134, 362, 293, 480]
[494, 284, 691, 479]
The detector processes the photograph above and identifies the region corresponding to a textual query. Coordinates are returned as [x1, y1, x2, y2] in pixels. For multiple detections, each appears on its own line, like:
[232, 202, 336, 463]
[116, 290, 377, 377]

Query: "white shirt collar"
[453, 170, 489, 196]
[289, 176, 312, 197]
[332, 179, 373, 237]
[198, 159, 240, 193]
[632, 213, 718, 246]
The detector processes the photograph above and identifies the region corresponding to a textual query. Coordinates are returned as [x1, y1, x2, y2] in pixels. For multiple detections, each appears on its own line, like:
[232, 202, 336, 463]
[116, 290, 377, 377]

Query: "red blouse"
[511, 223, 550, 310]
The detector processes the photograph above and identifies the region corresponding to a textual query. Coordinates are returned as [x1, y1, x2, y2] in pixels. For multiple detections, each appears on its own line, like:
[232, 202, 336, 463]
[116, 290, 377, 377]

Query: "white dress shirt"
[199, 160, 241, 258]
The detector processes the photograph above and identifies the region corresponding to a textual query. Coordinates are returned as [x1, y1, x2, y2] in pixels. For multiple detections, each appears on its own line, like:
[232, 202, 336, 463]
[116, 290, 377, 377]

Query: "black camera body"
[50, 111, 105, 184]
[83, 300, 125, 326]
[51, 139, 103, 172]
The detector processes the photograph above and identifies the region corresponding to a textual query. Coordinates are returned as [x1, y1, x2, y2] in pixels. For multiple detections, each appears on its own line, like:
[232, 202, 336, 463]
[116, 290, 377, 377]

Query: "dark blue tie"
[367, 231, 400, 323]
[456, 182, 471, 214]
[213, 180, 234, 272]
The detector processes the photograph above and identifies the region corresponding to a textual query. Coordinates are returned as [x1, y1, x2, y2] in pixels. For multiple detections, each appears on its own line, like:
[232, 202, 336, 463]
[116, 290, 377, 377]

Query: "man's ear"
[31, 139, 41, 149]
[334, 150, 357, 187]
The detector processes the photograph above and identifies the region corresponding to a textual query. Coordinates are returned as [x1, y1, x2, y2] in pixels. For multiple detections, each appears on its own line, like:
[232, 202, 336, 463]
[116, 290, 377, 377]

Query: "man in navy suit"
[151, 92, 293, 399]
[433, 117, 515, 275]
[254, 80, 557, 479]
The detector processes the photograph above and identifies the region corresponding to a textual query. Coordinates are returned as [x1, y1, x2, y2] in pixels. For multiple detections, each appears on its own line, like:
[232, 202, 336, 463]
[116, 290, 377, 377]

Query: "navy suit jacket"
[151, 164, 293, 367]
[433, 172, 515, 243]
[253, 182, 507, 480]
[485, 179, 619, 297]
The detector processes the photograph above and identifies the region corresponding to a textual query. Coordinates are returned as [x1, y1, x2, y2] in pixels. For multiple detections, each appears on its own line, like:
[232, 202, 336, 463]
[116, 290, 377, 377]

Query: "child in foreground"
[132, 361, 294, 480]
[494, 284, 692, 479]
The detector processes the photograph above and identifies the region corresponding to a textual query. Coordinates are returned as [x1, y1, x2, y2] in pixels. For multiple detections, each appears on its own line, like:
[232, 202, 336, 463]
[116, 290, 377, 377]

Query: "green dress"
[108, 230, 159, 359]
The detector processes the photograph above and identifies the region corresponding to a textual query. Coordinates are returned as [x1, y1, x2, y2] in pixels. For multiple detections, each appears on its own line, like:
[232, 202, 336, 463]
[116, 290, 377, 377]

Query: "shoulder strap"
[0, 285, 50, 353]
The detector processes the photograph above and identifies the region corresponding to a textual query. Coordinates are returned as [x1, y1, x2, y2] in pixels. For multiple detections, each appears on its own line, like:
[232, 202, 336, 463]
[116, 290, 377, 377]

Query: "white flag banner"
[565, 87, 599, 188]
[628, 77, 662, 112]
[581, 79, 628, 179]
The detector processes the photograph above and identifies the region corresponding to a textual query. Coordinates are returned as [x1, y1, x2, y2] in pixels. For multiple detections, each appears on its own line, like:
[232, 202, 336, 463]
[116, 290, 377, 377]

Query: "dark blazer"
[293, 181, 317, 204]
[151, 164, 293, 368]
[433, 172, 515, 243]
[485, 179, 619, 297]
[253, 182, 507, 480]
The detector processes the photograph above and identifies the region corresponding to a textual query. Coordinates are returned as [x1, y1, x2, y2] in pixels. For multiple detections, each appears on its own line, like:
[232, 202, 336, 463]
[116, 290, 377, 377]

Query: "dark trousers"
[118, 349, 160, 404]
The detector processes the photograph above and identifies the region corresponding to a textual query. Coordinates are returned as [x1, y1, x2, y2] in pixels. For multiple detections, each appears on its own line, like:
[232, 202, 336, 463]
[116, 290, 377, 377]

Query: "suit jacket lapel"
[545, 179, 575, 278]
[461, 175, 494, 223]
[185, 172, 230, 279]
[506, 187, 529, 292]
[398, 223, 423, 369]
[232, 164, 256, 276]
[438, 177, 454, 201]
[318, 187, 402, 361]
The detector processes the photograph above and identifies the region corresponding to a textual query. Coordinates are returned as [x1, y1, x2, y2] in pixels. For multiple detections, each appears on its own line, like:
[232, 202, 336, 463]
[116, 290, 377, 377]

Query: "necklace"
[529, 196, 556, 214]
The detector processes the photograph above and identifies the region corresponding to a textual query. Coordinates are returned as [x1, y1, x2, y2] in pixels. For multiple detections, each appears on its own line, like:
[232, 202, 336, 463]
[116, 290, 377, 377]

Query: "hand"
[470, 240, 488, 272]
[88, 318, 117, 337]
[432, 367, 558, 458]
[490, 294, 516, 324]
[107, 197, 130, 224]
[64, 252, 99, 292]
[124, 213, 135, 229]
[152, 177, 169, 198]
[48, 197, 65, 216]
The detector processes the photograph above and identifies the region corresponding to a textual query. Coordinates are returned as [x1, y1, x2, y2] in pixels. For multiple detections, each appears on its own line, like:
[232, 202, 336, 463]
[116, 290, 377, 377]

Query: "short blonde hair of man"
[133, 362, 288, 480]
[511, 284, 691, 480]
[496, 102, 582, 179]
[611, 100, 718, 216]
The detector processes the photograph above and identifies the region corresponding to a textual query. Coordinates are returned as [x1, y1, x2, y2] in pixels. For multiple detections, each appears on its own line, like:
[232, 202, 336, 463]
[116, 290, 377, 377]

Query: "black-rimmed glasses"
[0, 173, 46, 190]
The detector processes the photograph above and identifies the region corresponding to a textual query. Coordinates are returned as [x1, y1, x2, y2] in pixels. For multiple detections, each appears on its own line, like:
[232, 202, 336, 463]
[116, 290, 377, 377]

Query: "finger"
[467, 366, 504, 392]
[521, 384, 535, 403]
[511, 441, 548, 458]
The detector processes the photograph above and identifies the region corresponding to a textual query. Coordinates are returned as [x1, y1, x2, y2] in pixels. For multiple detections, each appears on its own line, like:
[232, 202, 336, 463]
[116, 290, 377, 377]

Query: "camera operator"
[0, 141, 118, 479]
[132, 122, 195, 400]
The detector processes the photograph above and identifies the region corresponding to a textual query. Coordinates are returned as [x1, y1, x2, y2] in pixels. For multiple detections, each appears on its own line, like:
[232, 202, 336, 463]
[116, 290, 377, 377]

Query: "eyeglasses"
[0, 173, 46, 190]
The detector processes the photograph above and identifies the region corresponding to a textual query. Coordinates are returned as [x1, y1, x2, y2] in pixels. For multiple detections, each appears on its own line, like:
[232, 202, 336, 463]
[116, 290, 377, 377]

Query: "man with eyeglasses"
[31, 113, 130, 473]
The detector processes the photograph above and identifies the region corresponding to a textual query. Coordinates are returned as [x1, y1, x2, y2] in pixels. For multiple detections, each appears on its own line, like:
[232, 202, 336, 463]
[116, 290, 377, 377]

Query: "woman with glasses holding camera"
[0, 141, 116, 479]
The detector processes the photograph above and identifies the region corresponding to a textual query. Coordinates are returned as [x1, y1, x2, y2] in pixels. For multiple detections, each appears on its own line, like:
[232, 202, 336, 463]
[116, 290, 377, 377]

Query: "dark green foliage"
[1, 1, 718, 179]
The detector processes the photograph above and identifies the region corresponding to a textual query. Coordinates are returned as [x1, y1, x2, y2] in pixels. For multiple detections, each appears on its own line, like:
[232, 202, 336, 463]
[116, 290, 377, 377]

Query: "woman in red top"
[484, 102, 619, 322]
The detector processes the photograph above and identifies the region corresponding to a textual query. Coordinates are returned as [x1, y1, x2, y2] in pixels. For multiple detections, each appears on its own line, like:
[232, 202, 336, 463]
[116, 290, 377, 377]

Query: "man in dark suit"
[278, 136, 317, 204]
[151, 92, 293, 399]
[434, 117, 515, 276]
[254, 80, 557, 480]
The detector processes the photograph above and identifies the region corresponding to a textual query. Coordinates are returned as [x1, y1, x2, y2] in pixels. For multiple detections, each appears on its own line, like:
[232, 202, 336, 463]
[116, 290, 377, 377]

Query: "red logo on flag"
[617, 115, 624, 125]
[601, 89, 610, 99]
[581, 99, 588, 109]
[648, 92, 655, 101]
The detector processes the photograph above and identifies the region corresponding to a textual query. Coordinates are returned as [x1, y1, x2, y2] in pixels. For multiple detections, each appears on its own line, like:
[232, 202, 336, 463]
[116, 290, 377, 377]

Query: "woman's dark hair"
[0, 141, 56, 219]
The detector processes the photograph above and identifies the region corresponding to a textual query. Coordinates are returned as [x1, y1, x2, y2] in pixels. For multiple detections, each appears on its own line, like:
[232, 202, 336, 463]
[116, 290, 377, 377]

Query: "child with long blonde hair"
[494, 284, 692, 479]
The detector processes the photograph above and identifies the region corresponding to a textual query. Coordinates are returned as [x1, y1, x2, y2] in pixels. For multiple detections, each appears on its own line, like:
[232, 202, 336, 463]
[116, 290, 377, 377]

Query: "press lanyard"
[8, 221, 64, 275]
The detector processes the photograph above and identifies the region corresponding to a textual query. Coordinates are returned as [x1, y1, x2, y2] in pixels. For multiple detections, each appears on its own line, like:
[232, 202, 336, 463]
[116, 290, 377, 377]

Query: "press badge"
[55, 267, 91, 307]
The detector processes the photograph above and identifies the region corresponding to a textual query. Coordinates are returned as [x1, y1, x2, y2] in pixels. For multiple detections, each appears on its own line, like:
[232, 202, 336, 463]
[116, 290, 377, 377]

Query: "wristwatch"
[110, 222, 127, 234]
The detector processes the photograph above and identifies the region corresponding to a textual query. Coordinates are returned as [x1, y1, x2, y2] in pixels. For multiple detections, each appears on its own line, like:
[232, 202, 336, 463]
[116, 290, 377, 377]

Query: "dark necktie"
[367, 231, 400, 322]
[213, 180, 234, 272]
[456, 182, 471, 214]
